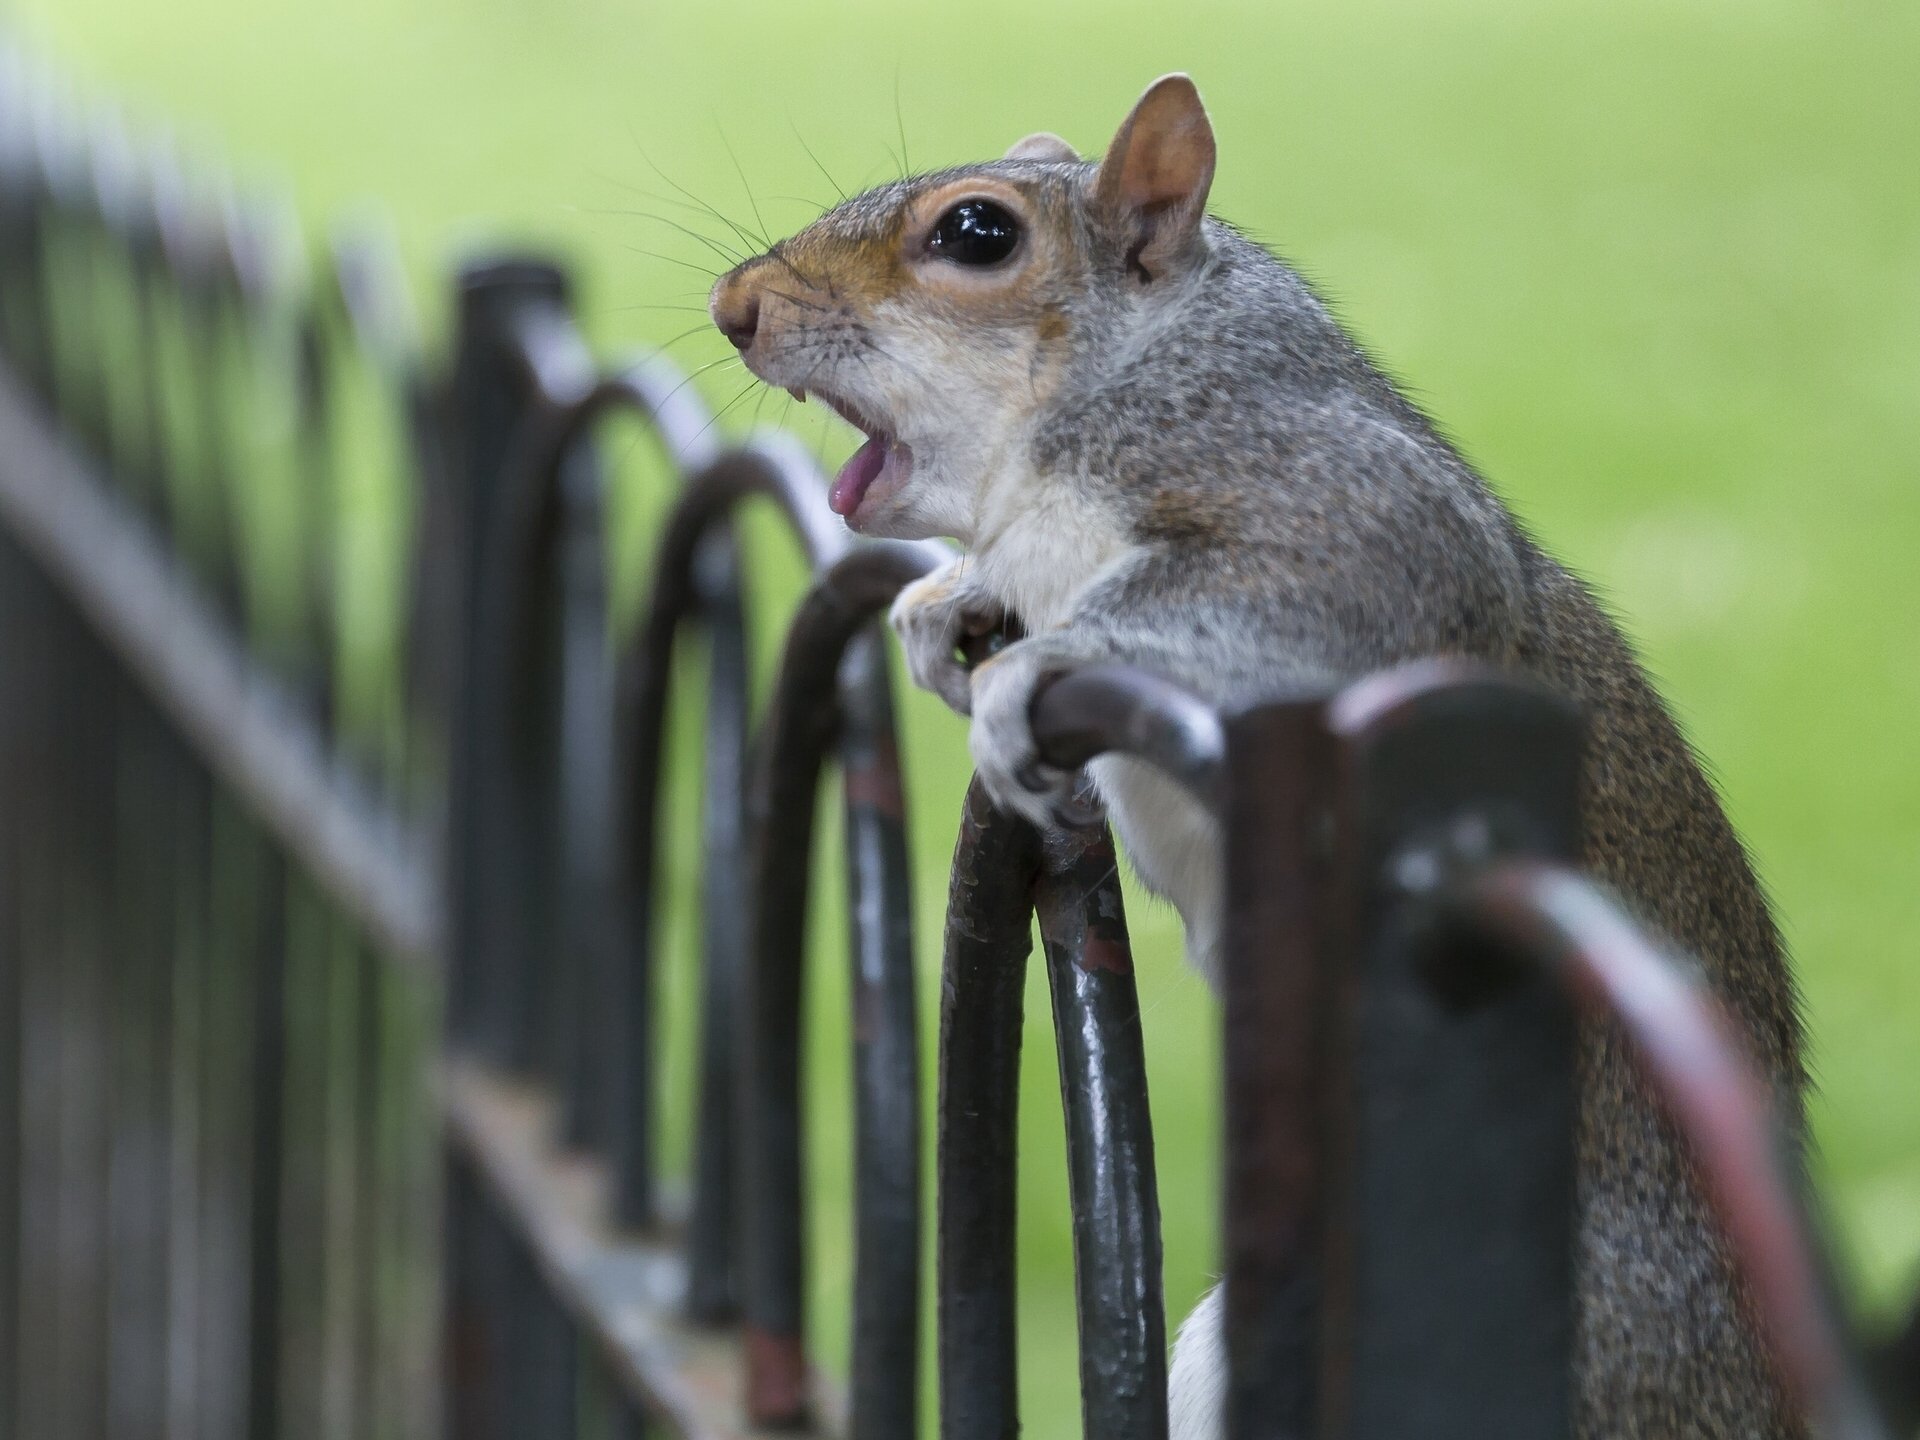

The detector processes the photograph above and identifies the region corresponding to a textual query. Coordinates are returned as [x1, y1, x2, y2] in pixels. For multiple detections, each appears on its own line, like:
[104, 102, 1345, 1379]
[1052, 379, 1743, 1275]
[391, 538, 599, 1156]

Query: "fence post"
[1219, 667, 1582, 1440]
[441, 256, 570, 1065]
[937, 780, 1039, 1440]
[439, 256, 578, 1440]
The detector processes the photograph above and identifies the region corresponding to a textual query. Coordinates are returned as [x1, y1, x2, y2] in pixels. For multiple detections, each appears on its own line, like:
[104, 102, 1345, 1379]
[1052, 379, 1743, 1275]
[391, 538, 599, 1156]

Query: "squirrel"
[708, 74, 1804, 1440]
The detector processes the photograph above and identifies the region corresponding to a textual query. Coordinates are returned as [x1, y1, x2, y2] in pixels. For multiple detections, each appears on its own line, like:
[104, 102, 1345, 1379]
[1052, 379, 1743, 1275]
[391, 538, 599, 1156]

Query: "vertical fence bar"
[246, 840, 290, 1440]
[938, 780, 1039, 1440]
[554, 439, 617, 1150]
[67, 606, 115, 1440]
[442, 256, 590, 1440]
[1218, 670, 1584, 1440]
[443, 1152, 503, 1440]
[0, 533, 19, 1440]
[106, 689, 174, 1440]
[736, 537, 935, 1433]
[443, 256, 569, 1062]
[1219, 700, 1339, 1440]
[1034, 823, 1168, 1440]
[351, 935, 388, 1440]
[685, 526, 750, 1323]
[838, 628, 921, 1440]
[1322, 670, 1580, 1439]
[738, 624, 841, 1430]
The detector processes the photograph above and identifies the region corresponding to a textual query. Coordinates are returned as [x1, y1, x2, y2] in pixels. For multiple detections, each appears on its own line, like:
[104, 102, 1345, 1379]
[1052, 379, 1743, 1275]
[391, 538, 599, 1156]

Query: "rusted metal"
[1215, 700, 1339, 1440]
[837, 628, 923, 1440]
[938, 780, 1041, 1440]
[686, 524, 751, 1325]
[737, 538, 944, 1431]
[609, 435, 836, 1235]
[1034, 823, 1169, 1440]
[1315, 664, 1582, 1440]
[1457, 860, 1888, 1440]
[1031, 663, 1227, 811]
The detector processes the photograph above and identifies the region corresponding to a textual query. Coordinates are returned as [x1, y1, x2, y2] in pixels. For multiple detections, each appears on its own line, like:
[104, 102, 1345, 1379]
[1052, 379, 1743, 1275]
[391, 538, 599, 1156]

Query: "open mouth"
[790, 386, 912, 522]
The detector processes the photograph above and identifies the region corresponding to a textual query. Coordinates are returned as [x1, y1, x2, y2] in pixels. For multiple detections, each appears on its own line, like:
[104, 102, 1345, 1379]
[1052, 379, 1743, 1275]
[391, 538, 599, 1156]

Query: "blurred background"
[8, 0, 1917, 1432]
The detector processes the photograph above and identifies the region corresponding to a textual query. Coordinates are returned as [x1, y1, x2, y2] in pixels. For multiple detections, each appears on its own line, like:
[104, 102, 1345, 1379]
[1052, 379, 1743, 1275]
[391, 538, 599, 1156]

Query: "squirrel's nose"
[710, 269, 762, 352]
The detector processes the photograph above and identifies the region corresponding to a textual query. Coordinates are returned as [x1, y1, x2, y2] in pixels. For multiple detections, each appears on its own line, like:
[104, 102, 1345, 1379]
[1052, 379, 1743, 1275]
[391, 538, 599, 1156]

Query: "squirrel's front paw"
[968, 647, 1100, 831]
[889, 560, 1000, 717]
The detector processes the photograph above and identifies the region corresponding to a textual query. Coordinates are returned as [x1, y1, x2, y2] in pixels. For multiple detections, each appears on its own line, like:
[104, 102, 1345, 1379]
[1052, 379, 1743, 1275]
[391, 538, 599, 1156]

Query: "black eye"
[927, 199, 1022, 266]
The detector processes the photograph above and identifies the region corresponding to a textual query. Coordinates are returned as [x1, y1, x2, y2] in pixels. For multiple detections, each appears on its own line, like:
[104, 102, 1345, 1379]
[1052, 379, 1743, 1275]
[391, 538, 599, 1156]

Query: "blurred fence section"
[0, 38, 1913, 1440]
[0, 45, 442, 1440]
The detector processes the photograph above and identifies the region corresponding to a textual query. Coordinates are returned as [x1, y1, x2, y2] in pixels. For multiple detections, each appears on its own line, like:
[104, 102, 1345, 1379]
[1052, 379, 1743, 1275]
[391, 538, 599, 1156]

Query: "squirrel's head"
[708, 74, 1217, 541]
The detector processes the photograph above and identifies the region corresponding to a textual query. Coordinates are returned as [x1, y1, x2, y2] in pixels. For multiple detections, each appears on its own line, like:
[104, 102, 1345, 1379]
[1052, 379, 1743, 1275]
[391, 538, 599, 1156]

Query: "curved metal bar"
[325, 221, 421, 378]
[836, 625, 921, 1440]
[1033, 823, 1169, 1440]
[609, 432, 869, 1240]
[683, 525, 752, 1324]
[573, 355, 728, 479]
[463, 303, 610, 1093]
[735, 537, 944, 1431]
[1031, 663, 1226, 812]
[1455, 861, 1889, 1440]
[282, 225, 424, 751]
[937, 778, 1042, 1440]
[479, 346, 755, 1322]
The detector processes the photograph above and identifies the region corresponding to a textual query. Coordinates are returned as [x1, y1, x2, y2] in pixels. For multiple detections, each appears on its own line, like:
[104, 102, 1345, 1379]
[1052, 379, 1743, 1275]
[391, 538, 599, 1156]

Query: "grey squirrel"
[709, 74, 1803, 1439]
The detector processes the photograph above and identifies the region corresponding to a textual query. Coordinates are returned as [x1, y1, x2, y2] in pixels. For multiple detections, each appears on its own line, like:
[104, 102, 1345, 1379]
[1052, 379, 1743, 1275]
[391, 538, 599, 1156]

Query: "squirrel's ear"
[1094, 74, 1216, 280]
[1005, 132, 1079, 163]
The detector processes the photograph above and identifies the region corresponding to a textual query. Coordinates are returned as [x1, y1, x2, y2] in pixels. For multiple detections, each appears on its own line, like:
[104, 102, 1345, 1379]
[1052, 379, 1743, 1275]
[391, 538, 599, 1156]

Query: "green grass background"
[13, 0, 1920, 1431]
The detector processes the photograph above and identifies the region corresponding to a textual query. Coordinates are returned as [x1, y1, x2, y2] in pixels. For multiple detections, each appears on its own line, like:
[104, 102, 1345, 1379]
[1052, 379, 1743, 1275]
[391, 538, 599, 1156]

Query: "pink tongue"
[830, 435, 886, 517]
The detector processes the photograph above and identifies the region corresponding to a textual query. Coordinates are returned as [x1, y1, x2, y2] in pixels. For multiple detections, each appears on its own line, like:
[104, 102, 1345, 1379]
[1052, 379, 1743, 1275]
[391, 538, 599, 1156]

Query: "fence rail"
[1, 43, 1914, 1440]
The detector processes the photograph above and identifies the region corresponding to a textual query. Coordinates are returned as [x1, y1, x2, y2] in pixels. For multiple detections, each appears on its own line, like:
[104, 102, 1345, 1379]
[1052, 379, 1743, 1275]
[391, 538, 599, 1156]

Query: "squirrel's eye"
[927, 199, 1021, 266]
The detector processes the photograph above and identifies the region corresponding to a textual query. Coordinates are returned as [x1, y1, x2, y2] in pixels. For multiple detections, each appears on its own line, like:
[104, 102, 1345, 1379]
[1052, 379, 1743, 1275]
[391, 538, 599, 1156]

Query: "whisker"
[622, 245, 723, 280]
[589, 206, 748, 268]
[766, 247, 827, 294]
[592, 161, 759, 255]
[769, 193, 837, 218]
[760, 286, 830, 314]
[604, 302, 714, 316]
[893, 69, 912, 177]
[788, 116, 848, 204]
[717, 125, 773, 257]
[689, 375, 766, 446]
[653, 352, 744, 411]
[649, 320, 726, 353]
[621, 123, 771, 255]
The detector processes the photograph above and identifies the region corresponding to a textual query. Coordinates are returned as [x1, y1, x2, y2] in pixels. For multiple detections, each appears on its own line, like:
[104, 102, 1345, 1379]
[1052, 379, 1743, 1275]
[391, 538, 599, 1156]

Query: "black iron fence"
[0, 47, 1913, 1440]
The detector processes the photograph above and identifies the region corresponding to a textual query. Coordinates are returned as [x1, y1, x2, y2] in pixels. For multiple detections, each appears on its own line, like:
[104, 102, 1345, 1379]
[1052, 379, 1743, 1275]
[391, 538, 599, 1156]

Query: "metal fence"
[0, 47, 1912, 1440]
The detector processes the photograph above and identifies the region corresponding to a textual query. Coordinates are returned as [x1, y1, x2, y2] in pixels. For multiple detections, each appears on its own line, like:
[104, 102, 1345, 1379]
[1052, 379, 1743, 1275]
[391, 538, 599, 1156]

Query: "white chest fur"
[1090, 754, 1224, 991]
[965, 470, 1221, 986]
[966, 464, 1130, 634]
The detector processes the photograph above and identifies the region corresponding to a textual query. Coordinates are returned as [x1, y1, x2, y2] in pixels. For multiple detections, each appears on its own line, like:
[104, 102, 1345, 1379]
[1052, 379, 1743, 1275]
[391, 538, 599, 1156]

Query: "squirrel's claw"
[890, 559, 993, 717]
[892, 558, 1098, 831]
[968, 644, 1093, 832]
[1047, 774, 1106, 832]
